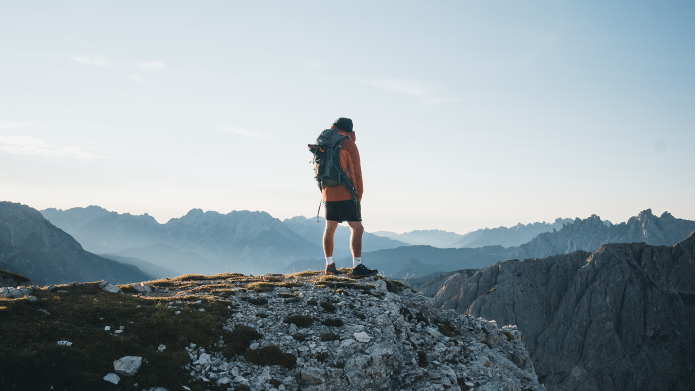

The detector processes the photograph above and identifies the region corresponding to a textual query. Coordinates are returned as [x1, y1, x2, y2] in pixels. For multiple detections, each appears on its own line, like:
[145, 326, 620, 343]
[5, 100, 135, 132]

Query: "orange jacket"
[322, 127, 363, 202]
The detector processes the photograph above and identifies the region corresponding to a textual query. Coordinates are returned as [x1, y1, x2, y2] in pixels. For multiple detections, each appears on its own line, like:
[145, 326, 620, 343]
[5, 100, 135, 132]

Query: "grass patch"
[434, 319, 462, 337]
[270, 379, 283, 387]
[329, 361, 345, 369]
[316, 352, 330, 362]
[241, 297, 268, 306]
[119, 285, 140, 294]
[221, 325, 263, 357]
[256, 313, 268, 318]
[292, 333, 306, 342]
[314, 275, 358, 291]
[400, 308, 414, 322]
[247, 282, 304, 292]
[283, 314, 314, 328]
[416, 311, 430, 326]
[320, 300, 336, 313]
[282, 295, 301, 304]
[245, 346, 297, 369]
[375, 275, 412, 293]
[0, 282, 234, 390]
[307, 299, 318, 306]
[320, 332, 340, 342]
[417, 350, 428, 367]
[321, 318, 344, 327]
[285, 270, 321, 278]
[211, 289, 236, 297]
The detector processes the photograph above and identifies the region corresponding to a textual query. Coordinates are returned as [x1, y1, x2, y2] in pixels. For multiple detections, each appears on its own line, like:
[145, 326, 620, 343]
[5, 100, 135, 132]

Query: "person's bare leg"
[347, 221, 364, 258]
[323, 220, 339, 258]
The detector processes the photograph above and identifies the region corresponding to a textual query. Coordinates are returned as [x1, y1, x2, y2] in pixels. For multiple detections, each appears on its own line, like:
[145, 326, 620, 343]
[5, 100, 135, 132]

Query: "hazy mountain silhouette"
[512, 209, 693, 260]
[372, 229, 464, 248]
[42, 207, 322, 275]
[99, 253, 177, 279]
[374, 218, 579, 249]
[1, 202, 151, 285]
[451, 218, 576, 248]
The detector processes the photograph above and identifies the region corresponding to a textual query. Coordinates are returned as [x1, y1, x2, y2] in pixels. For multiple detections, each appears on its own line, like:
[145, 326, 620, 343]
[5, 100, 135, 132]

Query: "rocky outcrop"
[180, 275, 546, 391]
[442, 233, 695, 391]
[0, 269, 30, 287]
[414, 269, 480, 310]
[0, 202, 152, 285]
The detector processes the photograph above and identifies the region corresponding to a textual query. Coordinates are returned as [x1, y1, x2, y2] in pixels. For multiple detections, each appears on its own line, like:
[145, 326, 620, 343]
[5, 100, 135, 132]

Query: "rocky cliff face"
[512, 209, 693, 260]
[0, 202, 151, 285]
[414, 269, 480, 310]
[431, 233, 695, 391]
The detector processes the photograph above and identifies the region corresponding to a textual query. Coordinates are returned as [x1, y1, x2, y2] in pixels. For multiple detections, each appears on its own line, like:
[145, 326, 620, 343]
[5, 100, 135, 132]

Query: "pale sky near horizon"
[1, 1, 694, 234]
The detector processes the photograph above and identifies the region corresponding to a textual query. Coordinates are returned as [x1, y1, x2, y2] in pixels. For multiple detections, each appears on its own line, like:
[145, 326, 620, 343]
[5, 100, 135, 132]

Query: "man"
[323, 117, 379, 278]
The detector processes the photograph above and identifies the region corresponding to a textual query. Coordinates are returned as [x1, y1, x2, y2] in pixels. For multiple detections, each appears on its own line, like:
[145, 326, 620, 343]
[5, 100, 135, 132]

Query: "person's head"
[332, 117, 353, 132]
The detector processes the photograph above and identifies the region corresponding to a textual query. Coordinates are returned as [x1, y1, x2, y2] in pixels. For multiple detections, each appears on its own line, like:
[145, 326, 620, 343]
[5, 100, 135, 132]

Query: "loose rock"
[113, 356, 142, 376]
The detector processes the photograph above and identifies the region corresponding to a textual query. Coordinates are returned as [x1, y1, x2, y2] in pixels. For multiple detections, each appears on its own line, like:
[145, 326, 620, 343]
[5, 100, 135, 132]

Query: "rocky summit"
[188, 275, 542, 391]
[0, 270, 545, 391]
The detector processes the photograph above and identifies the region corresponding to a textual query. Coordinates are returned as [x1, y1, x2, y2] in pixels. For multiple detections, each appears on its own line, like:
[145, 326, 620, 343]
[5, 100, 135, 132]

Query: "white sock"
[353, 257, 362, 268]
[325, 256, 333, 266]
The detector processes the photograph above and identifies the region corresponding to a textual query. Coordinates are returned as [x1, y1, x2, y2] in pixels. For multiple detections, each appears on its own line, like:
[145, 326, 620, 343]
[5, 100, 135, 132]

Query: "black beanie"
[333, 117, 353, 132]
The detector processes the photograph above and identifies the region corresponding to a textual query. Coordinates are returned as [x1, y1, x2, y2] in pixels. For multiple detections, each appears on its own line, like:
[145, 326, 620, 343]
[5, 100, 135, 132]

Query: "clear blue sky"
[1, 1, 693, 233]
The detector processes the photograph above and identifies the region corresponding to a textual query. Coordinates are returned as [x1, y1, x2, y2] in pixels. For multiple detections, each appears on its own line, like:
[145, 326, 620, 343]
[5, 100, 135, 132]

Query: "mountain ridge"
[0, 202, 152, 285]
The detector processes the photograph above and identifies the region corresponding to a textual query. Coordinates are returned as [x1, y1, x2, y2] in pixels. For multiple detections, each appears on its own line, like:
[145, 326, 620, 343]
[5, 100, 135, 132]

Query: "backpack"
[308, 129, 358, 218]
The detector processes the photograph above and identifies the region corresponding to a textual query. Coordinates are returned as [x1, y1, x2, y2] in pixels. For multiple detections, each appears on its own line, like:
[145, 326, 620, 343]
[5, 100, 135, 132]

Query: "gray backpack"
[308, 129, 358, 216]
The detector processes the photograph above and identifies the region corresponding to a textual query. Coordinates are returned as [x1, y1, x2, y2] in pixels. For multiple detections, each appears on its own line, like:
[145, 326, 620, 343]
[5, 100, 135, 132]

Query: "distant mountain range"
[512, 210, 693, 259]
[416, 233, 694, 391]
[0, 202, 151, 285]
[291, 209, 694, 280]
[42, 206, 321, 275]
[372, 229, 465, 248]
[373, 217, 580, 248]
[32, 204, 696, 283]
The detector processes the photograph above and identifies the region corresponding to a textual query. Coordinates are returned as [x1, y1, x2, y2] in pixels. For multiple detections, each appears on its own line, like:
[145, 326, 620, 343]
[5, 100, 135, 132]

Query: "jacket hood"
[332, 126, 356, 142]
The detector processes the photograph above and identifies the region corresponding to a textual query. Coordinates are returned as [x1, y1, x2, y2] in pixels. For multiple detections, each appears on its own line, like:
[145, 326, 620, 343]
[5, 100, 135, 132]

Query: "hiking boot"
[325, 263, 339, 275]
[349, 264, 378, 279]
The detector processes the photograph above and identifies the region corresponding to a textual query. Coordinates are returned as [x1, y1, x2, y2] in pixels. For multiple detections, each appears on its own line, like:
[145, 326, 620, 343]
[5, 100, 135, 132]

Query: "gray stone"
[132, 283, 152, 294]
[101, 283, 120, 293]
[103, 373, 120, 384]
[301, 367, 324, 385]
[113, 356, 142, 376]
[353, 332, 370, 343]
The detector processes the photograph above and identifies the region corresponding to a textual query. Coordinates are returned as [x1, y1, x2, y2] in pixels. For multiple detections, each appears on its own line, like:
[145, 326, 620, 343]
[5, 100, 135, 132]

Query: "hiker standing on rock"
[308, 117, 379, 278]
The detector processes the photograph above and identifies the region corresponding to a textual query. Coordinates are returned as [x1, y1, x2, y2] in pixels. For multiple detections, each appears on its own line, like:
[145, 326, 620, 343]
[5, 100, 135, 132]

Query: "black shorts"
[325, 200, 361, 222]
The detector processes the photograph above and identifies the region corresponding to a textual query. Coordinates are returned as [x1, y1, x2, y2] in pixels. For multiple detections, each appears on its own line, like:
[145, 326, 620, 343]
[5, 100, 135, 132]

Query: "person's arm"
[343, 143, 363, 202]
